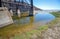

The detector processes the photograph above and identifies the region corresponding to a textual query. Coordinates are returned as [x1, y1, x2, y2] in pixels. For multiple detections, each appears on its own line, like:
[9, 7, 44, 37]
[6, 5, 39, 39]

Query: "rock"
[41, 26, 60, 39]
[30, 34, 37, 39]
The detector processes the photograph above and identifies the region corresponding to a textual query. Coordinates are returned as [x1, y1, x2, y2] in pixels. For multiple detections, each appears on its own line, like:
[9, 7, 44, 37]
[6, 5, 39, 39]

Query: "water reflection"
[13, 13, 55, 26]
[34, 13, 55, 23]
[14, 16, 34, 26]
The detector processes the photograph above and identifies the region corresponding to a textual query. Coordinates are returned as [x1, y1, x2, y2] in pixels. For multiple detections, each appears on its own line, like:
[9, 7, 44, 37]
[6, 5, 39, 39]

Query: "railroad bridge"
[0, 0, 34, 17]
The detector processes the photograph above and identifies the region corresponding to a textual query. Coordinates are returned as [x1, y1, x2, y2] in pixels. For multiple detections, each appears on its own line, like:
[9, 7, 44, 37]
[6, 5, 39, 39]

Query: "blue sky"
[33, 0, 60, 10]
[16, 0, 60, 10]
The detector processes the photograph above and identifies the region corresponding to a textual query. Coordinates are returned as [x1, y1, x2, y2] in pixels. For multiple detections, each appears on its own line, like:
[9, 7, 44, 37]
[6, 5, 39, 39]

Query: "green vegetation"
[38, 25, 48, 30]
[50, 11, 60, 24]
[48, 11, 60, 28]
[51, 11, 60, 17]
[12, 15, 20, 20]
[11, 25, 48, 39]
[12, 11, 29, 20]
[21, 12, 29, 17]
[26, 25, 48, 35]
[0, 24, 48, 39]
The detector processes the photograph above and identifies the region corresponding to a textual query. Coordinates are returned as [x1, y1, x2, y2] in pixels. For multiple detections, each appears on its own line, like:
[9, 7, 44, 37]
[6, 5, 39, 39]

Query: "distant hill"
[33, 6, 42, 10]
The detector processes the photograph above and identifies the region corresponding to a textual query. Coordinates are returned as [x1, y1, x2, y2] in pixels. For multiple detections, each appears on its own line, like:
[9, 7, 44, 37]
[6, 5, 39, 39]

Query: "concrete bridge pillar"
[29, 0, 33, 16]
[0, 7, 13, 27]
[0, 0, 2, 7]
[10, 9, 13, 16]
[17, 9, 21, 18]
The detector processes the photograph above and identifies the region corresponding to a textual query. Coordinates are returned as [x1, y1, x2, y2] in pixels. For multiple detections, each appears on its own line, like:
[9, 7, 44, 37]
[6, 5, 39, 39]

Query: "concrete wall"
[0, 7, 13, 27]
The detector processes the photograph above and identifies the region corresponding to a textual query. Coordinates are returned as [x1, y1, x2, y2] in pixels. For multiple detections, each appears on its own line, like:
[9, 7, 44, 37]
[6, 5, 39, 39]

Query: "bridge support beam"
[29, 0, 33, 16]
[0, 0, 2, 7]
[9, 9, 13, 16]
[17, 9, 21, 18]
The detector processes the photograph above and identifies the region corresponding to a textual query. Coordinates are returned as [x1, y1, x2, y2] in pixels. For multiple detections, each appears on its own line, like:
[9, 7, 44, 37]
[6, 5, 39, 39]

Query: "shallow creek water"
[0, 12, 55, 37]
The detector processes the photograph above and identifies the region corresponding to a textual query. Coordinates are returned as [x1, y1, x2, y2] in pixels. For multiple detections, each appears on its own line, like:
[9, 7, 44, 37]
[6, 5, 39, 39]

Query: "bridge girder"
[0, 0, 33, 16]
